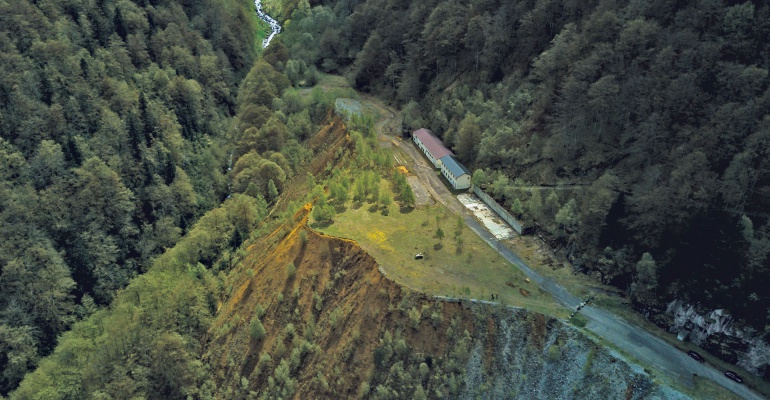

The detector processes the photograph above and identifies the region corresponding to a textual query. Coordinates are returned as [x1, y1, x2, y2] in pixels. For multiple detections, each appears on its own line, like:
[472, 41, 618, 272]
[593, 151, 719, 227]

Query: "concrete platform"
[457, 193, 515, 240]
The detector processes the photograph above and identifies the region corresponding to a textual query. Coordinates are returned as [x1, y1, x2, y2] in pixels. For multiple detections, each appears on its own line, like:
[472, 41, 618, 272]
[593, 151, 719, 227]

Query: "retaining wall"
[472, 186, 523, 234]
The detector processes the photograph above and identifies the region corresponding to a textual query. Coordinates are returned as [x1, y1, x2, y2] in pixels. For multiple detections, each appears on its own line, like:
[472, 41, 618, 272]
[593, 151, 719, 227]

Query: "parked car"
[724, 370, 744, 383]
[414, 253, 424, 260]
[687, 350, 705, 363]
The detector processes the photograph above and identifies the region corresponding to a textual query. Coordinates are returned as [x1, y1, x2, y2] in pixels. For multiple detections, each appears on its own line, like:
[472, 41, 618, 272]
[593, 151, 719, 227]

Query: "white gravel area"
[457, 193, 515, 240]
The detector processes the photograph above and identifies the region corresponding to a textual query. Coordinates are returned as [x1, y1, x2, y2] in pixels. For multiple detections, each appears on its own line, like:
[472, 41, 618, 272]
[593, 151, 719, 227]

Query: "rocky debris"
[459, 307, 690, 399]
[667, 300, 770, 377]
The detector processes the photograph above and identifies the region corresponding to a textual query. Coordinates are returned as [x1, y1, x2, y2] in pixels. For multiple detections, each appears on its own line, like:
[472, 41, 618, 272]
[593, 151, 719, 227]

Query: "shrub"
[413, 386, 427, 400]
[374, 384, 392, 400]
[250, 317, 266, 340]
[304, 318, 315, 341]
[284, 323, 296, 339]
[408, 307, 421, 329]
[329, 307, 344, 329]
[316, 371, 329, 391]
[313, 291, 323, 311]
[358, 381, 370, 398]
[287, 262, 296, 279]
[547, 344, 561, 361]
[275, 358, 292, 385]
[373, 346, 389, 368]
[394, 338, 408, 357]
[583, 347, 596, 375]
[290, 346, 302, 370]
[419, 363, 430, 380]
[430, 311, 443, 327]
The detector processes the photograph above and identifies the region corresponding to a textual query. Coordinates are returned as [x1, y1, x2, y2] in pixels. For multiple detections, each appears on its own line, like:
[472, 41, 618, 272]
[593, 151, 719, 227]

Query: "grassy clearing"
[692, 376, 744, 400]
[314, 73, 350, 90]
[313, 198, 565, 317]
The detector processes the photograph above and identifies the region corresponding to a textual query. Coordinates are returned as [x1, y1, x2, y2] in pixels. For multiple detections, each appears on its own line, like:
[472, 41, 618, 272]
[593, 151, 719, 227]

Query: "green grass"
[568, 315, 587, 328]
[255, 19, 271, 47]
[691, 375, 744, 400]
[314, 73, 351, 89]
[313, 197, 565, 317]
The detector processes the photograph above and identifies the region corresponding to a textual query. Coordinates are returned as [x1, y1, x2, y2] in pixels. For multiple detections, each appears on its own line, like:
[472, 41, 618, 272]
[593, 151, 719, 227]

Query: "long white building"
[412, 128, 471, 190]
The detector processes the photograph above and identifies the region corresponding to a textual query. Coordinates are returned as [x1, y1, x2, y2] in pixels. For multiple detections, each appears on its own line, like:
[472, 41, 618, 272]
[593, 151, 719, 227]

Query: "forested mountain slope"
[280, 0, 770, 370]
[0, 0, 262, 393]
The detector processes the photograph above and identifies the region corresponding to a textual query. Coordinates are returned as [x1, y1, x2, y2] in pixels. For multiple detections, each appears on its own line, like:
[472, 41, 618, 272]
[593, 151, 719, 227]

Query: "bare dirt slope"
[202, 205, 688, 399]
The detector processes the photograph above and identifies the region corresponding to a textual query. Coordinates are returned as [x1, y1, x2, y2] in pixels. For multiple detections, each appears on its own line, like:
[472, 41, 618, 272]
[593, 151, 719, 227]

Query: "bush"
[373, 346, 389, 368]
[250, 317, 266, 340]
[275, 358, 292, 385]
[408, 307, 421, 329]
[394, 338, 408, 357]
[358, 381, 370, 398]
[329, 307, 344, 329]
[313, 291, 323, 311]
[287, 262, 296, 279]
[547, 344, 561, 361]
[583, 347, 596, 375]
[284, 323, 296, 339]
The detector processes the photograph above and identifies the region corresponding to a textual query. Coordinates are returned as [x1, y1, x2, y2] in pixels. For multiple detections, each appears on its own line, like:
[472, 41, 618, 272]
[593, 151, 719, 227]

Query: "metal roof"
[439, 155, 471, 178]
[413, 128, 453, 159]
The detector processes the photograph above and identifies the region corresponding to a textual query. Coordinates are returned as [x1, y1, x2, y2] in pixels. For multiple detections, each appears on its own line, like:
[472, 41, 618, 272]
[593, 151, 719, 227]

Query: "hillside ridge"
[203, 202, 688, 399]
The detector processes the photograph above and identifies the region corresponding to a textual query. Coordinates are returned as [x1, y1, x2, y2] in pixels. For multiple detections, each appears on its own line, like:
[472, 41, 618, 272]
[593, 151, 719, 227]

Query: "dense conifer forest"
[0, 0, 260, 392]
[281, 0, 770, 335]
[0, 0, 342, 393]
[2, 0, 770, 397]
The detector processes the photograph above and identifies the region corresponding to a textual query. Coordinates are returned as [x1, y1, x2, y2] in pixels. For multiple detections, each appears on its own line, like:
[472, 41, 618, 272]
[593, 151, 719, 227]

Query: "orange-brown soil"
[204, 204, 484, 398]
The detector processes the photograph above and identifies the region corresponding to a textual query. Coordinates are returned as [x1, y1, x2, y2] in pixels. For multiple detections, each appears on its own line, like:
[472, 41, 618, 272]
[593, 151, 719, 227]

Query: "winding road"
[370, 100, 765, 400]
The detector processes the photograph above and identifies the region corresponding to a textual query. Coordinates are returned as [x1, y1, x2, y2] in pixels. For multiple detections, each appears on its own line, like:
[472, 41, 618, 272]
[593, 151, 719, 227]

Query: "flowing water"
[254, 0, 281, 48]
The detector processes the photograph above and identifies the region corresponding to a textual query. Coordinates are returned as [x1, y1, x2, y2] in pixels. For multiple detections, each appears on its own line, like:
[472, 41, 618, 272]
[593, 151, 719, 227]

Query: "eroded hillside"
[204, 205, 687, 399]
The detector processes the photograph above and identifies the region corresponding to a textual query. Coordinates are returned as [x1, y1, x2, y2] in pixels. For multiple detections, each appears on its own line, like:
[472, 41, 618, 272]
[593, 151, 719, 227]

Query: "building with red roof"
[412, 128, 472, 190]
[412, 128, 453, 168]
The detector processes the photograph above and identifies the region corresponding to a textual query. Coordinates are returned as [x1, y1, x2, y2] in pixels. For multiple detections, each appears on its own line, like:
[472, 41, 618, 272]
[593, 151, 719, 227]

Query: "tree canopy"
[283, 0, 770, 334]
